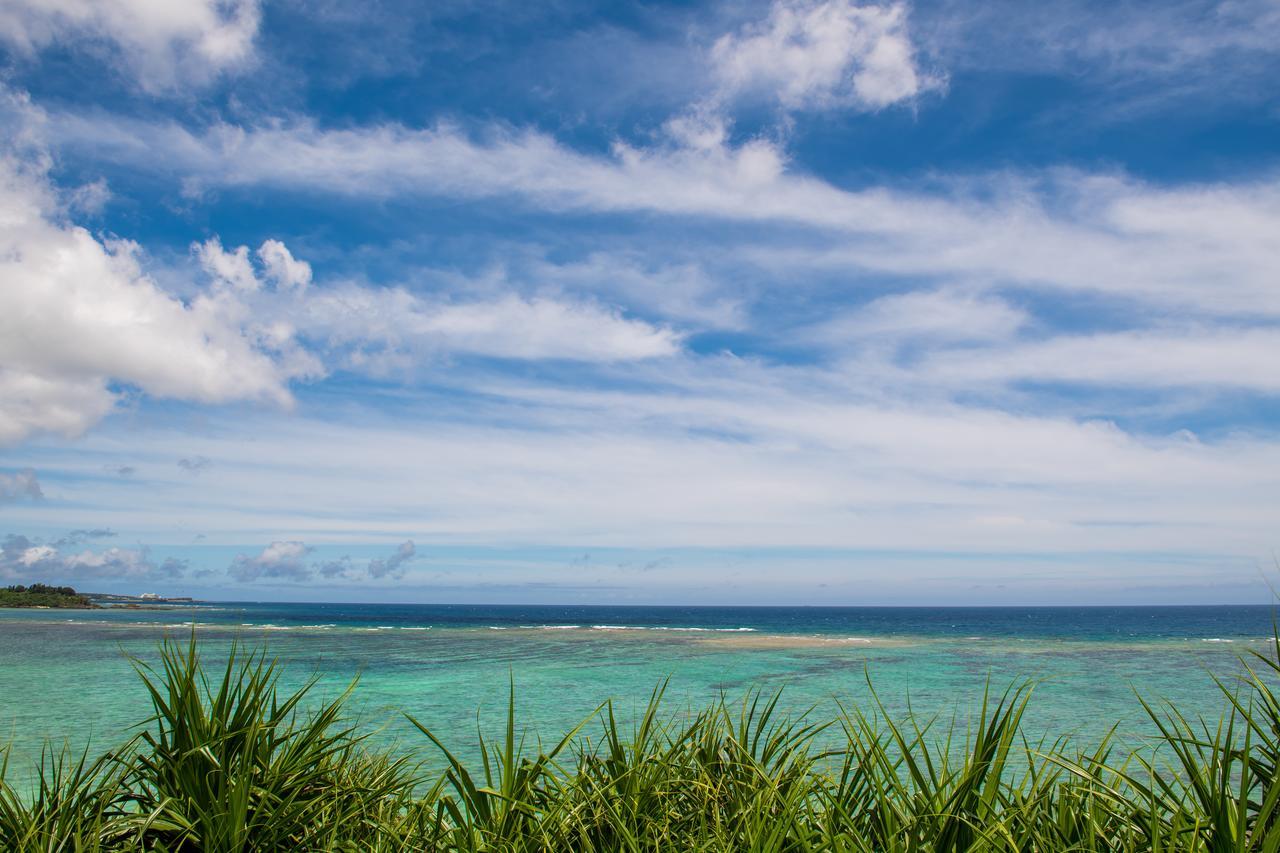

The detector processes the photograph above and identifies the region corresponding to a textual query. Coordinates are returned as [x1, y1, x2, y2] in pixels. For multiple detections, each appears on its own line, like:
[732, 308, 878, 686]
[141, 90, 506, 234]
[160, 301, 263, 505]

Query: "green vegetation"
[2, 632, 1280, 851]
[0, 584, 95, 609]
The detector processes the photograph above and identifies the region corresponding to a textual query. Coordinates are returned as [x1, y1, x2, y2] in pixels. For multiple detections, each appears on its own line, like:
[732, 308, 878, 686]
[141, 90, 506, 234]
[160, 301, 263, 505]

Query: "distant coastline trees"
[0, 584, 94, 608]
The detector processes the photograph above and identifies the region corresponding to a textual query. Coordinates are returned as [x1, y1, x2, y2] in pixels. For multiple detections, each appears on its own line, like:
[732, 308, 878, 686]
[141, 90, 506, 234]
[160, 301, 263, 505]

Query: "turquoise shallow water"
[0, 603, 1274, 787]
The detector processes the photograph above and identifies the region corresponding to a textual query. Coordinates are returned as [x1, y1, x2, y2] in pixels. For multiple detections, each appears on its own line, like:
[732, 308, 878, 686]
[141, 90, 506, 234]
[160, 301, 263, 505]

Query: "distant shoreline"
[84, 593, 200, 605]
[0, 584, 98, 609]
[1, 585, 203, 611]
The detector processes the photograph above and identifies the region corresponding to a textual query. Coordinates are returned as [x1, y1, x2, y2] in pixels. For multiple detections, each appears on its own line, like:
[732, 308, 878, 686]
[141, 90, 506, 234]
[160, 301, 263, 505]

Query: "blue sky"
[1, 0, 1278, 604]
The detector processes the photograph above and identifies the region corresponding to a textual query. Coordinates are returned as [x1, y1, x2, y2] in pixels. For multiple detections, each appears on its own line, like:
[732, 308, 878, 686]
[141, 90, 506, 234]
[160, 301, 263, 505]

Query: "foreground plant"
[0, 744, 133, 852]
[120, 634, 418, 851]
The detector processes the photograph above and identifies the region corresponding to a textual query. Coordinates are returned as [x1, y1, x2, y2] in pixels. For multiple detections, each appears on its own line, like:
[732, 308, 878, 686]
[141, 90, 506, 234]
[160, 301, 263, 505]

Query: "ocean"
[0, 603, 1274, 786]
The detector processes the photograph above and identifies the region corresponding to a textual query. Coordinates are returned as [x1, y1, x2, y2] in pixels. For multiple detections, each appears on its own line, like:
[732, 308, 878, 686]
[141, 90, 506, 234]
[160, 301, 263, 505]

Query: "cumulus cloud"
[0, 532, 185, 582]
[0, 468, 43, 503]
[367, 540, 415, 579]
[0, 155, 320, 447]
[0, 368, 117, 449]
[710, 0, 941, 110]
[257, 240, 312, 293]
[228, 540, 313, 582]
[0, 0, 261, 91]
[194, 237, 259, 293]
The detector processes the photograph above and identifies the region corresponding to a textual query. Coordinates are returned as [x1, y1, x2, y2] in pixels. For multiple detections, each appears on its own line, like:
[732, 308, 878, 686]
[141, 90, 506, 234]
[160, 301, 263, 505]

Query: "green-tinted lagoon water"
[1, 603, 1272, 787]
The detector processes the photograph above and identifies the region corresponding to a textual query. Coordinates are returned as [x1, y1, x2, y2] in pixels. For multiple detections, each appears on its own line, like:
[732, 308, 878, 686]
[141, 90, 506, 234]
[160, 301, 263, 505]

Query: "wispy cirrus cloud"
[0, 0, 261, 91]
[0, 468, 43, 504]
[923, 0, 1280, 80]
[905, 327, 1280, 393]
[299, 287, 680, 370]
[809, 288, 1029, 346]
[54, 529, 116, 547]
[46, 113, 1280, 324]
[16, 380, 1278, 558]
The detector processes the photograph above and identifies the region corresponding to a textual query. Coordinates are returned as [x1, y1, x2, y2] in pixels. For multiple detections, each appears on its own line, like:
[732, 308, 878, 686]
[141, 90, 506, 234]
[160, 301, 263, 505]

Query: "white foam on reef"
[232, 623, 337, 630]
[400, 626, 430, 631]
[519, 624, 582, 630]
[1201, 638, 1234, 643]
[588, 625, 757, 633]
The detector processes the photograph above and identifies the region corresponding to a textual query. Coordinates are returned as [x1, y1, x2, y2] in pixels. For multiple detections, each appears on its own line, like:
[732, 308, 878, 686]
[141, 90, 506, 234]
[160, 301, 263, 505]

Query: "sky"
[1, 0, 1278, 605]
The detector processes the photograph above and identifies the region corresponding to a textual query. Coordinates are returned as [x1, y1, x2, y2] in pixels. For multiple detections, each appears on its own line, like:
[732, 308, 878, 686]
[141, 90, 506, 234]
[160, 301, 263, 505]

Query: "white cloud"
[0, 136, 686, 446]
[257, 239, 312, 293]
[0, 469, 43, 503]
[188, 232, 682, 369]
[528, 252, 747, 329]
[0, 532, 185, 582]
[927, 0, 1280, 80]
[229, 540, 312, 582]
[0, 156, 323, 447]
[710, 0, 940, 110]
[194, 236, 260, 293]
[918, 327, 1280, 392]
[227, 539, 414, 582]
[0, 0, 260, 90]
[813, 289, 1028, 345]
[53, 116, 1280, 323]
[13, 383, 1276, 565]
[0, 369, 117, 447]
[299, 286, 681, 367]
